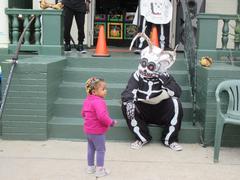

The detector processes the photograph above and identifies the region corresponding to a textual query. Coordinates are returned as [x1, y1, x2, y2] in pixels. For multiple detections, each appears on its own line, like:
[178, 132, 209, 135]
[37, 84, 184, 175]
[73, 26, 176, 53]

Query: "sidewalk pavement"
[0, 140, 240, 180]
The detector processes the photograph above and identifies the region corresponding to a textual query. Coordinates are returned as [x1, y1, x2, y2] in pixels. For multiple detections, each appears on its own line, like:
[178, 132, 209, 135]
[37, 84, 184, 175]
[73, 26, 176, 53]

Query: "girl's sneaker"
[95, 167, 110, 178]
[87, 166, 96, 174]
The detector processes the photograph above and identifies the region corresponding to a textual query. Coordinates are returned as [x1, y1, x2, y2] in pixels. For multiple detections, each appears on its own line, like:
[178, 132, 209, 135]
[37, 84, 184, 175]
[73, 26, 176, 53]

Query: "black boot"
[76, 43, 86, 53]
[64, 44, 71, 51]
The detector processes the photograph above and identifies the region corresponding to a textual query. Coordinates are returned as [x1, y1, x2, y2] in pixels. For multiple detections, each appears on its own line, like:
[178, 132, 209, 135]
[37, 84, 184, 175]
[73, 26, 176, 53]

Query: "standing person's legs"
[156, 23, 170, 49]
[74, 12, 86, 52]
[144, 21, 152, 38]
[90, 134, 110, 177]
[137, 18, 152, 50]
[63, 6, 74, 50]
[89, 134, 105, 167]
[134, 16, 151, 53]
[163, 23, 170, 48]
[75, 12, 85, 44]
[137, 16, 145, 48]
[86, 135, 95, 166]
[142, 21, 153, 48]
[86, 134, 96, 174]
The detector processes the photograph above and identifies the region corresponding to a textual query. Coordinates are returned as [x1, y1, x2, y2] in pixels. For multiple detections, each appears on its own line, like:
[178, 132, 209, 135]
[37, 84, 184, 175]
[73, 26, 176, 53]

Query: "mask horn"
[173, 44, 178, 54]
[160, 44, 178, 70]
[129, 27, 153, 52]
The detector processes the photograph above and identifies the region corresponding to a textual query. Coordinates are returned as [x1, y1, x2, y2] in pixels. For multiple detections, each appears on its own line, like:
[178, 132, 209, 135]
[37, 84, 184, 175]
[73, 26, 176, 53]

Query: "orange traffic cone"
[150, 25, 159, 47]
[92, 25, 110, 57]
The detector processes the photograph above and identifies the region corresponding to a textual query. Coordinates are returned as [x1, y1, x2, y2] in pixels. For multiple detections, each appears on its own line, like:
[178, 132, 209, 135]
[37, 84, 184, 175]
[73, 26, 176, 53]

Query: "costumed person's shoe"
[87, 166, 96, 174]
[76, 43, 86, 53]
[168, 142, 183, 151]
[64, 44, 71, 51]
[130, 140, 147, 149]
[95, 167, 110, 177]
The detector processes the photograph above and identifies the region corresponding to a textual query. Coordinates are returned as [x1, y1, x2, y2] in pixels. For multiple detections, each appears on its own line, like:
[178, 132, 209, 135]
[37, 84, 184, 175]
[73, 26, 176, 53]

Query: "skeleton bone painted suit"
[121, 33, 183, 146]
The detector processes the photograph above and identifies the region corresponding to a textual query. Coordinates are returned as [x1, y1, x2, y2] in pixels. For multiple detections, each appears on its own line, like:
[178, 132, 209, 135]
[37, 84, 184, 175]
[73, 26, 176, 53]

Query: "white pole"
[0, 0, 9, 48]
[160, 24, 165, 49]
[33, 0, 41, 9]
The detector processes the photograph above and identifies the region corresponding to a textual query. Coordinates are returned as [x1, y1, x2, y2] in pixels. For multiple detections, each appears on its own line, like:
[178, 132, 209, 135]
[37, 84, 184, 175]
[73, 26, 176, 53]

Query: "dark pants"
[63, 6, 85, 45]
[122, 97, 183, 145]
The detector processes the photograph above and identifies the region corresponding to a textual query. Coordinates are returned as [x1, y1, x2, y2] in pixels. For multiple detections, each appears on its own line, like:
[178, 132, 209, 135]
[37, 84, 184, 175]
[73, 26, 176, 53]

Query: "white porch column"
[33, 0, 41, 9]
[0, 0, 9, 48]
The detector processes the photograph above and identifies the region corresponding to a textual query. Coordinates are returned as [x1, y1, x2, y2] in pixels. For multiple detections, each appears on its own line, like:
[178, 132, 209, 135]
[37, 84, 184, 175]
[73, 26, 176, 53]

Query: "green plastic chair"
[214, 80, 240, 163]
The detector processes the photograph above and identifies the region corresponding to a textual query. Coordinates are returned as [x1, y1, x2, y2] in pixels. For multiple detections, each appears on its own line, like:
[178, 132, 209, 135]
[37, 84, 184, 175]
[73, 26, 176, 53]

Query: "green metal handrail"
[0, 16, 35, 120]
[181, 0, 196, 88]
[180, 0, 197, 125]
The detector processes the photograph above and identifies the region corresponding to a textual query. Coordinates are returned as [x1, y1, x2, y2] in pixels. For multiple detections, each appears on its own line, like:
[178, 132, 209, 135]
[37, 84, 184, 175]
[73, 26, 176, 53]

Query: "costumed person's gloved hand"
[159, 73, 175, 97]
[159, 73, 169, 85]
[126, 101, 135, 120]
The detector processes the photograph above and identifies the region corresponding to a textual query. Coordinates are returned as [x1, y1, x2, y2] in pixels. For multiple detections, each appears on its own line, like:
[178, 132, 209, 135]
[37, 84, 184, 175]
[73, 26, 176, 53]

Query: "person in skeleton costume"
[121, 32, 183, 151]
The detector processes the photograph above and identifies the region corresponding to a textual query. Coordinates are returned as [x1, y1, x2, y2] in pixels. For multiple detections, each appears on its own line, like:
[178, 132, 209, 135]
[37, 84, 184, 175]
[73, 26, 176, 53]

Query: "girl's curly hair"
[85, 77, 104, 95]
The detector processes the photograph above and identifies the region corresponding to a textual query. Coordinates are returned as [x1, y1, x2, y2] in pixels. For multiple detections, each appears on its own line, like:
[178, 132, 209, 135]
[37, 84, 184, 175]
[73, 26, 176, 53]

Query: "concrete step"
[48, 117, 201, 143]
[53, 98, 193, 121]
[63, 67, 189, 86]
[58, 82, 192, 102]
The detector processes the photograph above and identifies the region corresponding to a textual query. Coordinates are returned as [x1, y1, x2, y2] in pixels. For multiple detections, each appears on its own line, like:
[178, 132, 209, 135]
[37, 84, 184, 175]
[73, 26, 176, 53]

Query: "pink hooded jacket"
[81, 95, 114, 134]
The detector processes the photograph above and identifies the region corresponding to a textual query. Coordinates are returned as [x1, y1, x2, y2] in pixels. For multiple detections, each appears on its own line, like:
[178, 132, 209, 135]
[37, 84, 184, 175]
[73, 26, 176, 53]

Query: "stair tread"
[66, 54, 186, 61]
[67, 55, 186, 60]
[49, 117, 199, 129]
[55, 98, 121, 105]
[64, 67, 188, 74]
[60, 81, 192, 90]
[54, 98, 193, 107]
[60, 82, 127, 88]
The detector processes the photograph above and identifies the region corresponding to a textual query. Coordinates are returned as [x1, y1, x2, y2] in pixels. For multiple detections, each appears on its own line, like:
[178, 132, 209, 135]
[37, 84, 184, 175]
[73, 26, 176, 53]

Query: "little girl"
[81, 77, 117, 178]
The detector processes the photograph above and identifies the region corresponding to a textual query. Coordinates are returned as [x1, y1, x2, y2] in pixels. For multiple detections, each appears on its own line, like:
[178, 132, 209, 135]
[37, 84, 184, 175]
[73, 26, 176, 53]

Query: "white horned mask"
[130, 32, 178, 79]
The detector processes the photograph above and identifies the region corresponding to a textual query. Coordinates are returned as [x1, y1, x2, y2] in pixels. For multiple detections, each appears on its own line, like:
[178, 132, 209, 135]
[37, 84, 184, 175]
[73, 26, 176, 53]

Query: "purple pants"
[86, 134, 106, 167]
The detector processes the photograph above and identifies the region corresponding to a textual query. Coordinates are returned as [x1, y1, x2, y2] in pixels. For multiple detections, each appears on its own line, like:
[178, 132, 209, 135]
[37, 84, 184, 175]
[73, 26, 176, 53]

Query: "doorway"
[9, 0, 32, 8]
[88, 0, 178, 49]
[93, 0, 138, 47]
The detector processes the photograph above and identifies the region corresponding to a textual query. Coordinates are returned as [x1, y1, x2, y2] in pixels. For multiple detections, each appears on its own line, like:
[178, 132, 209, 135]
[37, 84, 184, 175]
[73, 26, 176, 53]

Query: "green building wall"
[196, 62, 240, 147]
[1, 56, 65, 140]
